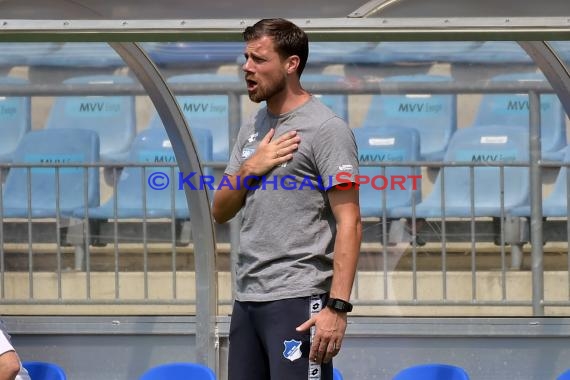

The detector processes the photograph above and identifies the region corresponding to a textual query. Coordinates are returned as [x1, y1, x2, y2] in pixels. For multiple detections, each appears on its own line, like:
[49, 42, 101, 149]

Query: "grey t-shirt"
[225, 96, 358, 302]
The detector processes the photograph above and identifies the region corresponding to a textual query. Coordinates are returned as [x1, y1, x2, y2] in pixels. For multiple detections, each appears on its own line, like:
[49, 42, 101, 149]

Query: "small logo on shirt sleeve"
[247, 132, 259, 143]
[241, 147, 255, 159]
[338, 164, 353, 171]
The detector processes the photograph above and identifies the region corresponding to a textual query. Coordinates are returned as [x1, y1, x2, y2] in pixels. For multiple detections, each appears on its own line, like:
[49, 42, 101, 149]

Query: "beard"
[248, 74, 287, 103]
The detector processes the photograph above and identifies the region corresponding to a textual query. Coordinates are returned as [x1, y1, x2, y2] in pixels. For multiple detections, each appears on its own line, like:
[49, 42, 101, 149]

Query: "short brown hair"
[243, 18, 309, 76]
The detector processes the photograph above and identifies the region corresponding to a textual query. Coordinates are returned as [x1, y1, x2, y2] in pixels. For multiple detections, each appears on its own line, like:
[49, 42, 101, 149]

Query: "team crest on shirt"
[283, 339, 302, 362]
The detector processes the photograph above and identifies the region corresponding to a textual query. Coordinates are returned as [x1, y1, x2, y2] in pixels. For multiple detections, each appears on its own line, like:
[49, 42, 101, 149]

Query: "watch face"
[328, 298, 352, 312]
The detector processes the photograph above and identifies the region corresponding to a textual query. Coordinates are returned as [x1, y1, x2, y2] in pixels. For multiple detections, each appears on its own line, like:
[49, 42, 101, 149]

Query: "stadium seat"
[79, 126, 212, 220]
[455, 41, 533, 64]
[44, 74, 136, 162]
[393, 363, 470, 380]
[557, 368, 570, 380]
[301, 74, 348, 120]
[369, 41, 483, 64]
[353, 126, 421, 218]
[361, 74, 457, 161]
[506, 145, 570, 267]
[148, 73, 239, 162]
[0, 76, 31, 162]
[389, 126, 530, 218]
[34, 42, 125, 68]
[473, 72, 567, 160]
[139, 362, 216, 380]
[2, 129, 100, 218]
[0, 42, 61, 68]
[143, 41, 243, 67]
[22, 361, 68, 380]
[333, 367, 344, 380]
[306, 41, 378, 65]
[510, 146, 570, 218]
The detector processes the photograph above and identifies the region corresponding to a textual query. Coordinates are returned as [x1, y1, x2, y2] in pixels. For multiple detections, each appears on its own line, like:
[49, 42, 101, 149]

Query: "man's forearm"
[329, 218, 362, 302]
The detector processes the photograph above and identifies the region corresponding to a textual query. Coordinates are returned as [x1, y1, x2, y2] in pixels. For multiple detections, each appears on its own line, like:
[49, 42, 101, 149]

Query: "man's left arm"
[297, 185, 362, 364]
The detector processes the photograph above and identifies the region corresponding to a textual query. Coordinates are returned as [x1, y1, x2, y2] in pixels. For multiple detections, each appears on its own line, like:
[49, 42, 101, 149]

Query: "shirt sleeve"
[0, 328, 14, 355]
[312, 117, 359, 190]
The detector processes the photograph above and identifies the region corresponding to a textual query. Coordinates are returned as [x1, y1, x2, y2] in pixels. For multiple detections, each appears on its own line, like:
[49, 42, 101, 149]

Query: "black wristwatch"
[326, 298, 353, 313]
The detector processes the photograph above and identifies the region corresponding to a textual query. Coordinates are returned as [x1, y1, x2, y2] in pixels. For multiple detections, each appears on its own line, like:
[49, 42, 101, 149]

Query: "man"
[0, 322, 30, 380]
[212, 18, 361, 380]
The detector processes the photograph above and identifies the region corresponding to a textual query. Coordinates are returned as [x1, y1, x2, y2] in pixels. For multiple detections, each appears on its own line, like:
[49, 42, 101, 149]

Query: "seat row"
[2, 41, 569, 69]
[0, 123, 552, 220]
[1, 70, 567, 167]
[19, 360, 344, 379]
[1, 123, 568, 229]
[28, 360, 570, 379]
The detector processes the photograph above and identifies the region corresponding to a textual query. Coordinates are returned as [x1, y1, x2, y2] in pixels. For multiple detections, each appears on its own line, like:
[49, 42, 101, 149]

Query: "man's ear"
[286, 55, 300, 75]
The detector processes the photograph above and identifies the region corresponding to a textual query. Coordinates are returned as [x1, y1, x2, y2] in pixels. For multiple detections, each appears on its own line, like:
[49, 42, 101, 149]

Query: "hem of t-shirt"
[234, 287, 329, 302]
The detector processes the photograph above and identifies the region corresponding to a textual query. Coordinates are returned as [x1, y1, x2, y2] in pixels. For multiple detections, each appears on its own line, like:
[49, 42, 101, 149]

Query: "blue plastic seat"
[44, 74, 136, 162]
[390, 126, 530, 218]
[139, 362, 216, 380]
[0, 76, 31, 162]
[354, 127, 421, 218]
[473, 72, 567, 160]
[456, 41, 533, 64]
[362, 74, 457, 161]
[306, 41, 379, 65]
[333, 367, 344, 380]
[369, 42, 483, 64]
[393, 363, 470, 380]
[148, 73, 239, 162]
[302, 74, 348, 120]
[143, 42, 243, 67]
[22, 361, 68, 380]
[510, 145, 570, 217]
[34, 42, 125, 68]
[2, 129, 100, 218]
[0, 42, 61, 68]
[80, 127, 212, 220]
[557, 368, 570, 380]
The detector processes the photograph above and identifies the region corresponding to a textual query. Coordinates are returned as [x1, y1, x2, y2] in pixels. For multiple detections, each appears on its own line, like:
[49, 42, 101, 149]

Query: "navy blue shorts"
[228, 294, 333, 380]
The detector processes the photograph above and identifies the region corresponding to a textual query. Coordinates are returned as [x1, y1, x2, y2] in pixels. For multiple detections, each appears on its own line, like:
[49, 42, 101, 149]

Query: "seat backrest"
[301, 73, 348, 120]
[22, 361, 68, 380]
[148, 73, 238, 162]
[393, 363, 470, 380]
[463, 41, 533, 64]
[362, 74, 457, 160]
[426, 125, 529, 210]
[35, 42, 125, 68]
[473, 72, 566, 154]
[557, 369, 570, 380]
[143, 42, 243, 66]
[353, 126, 421, 217]
[333, 367, 344, 380]
[0, 76, 31, 161]
[0, 42, 61, 67]
[139, 362, 216, 380]
[101, 127, 212, 218]
[372, 41, 483, 63]
[542, 146, 570, 211]
[44, 74, 136, 161]
[3, 129, 100, 216]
